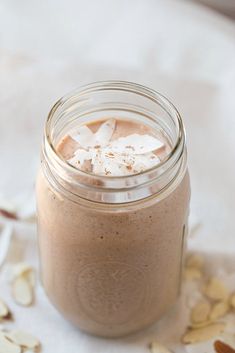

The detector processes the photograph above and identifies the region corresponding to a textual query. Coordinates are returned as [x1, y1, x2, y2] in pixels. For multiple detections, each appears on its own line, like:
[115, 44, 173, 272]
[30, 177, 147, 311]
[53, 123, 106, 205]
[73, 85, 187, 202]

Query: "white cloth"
[0, 0, 235, 352]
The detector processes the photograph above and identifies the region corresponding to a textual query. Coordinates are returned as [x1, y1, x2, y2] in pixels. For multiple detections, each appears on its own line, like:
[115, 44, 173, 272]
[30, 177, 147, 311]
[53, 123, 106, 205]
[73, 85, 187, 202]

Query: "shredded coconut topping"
[68, 119, 164, 176]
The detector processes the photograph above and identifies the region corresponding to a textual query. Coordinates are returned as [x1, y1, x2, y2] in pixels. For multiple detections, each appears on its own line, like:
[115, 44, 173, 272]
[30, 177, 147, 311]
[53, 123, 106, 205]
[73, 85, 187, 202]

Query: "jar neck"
[42, 81, 186, 204]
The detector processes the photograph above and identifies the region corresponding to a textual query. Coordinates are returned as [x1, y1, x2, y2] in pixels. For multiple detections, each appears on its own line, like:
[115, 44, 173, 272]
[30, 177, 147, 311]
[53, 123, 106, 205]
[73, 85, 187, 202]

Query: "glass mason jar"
[36, 81, 190, 338]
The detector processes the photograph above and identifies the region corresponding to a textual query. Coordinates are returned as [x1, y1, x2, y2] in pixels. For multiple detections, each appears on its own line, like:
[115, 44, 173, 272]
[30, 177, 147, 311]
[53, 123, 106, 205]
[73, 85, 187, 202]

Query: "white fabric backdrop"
[0, 0, 235, 352]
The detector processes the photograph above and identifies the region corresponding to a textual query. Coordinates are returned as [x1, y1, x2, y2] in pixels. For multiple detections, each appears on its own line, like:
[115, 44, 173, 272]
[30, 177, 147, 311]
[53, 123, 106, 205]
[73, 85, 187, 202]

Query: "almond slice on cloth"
[0, 332, 21, 353]
[0, 299, 12, 320]
[0, 224, 13, 269]
[0, 209, 17, 220]
[184, 267, 202, 281]
[149, 341, 173, 353]
[185, 336, 235, 353]
[190, 300, 211, 324]
[204, 278, 229, 301]
[186, 254, 204, 270]
[12, 277, 33, 307]
[11, 263, 35, 288]
[182, 323, 226, 344]
[209, 301, 229, 321]
[6, 330, 40, 350]
[0, 299, 9, 318]
[0, 193, 36, 223]
[12, 263, 33, 277]
[214, 340, 235, 353]
[184, 340, 215, 353]
[189, 320, 214, 329]
[0, 197, 17, 218]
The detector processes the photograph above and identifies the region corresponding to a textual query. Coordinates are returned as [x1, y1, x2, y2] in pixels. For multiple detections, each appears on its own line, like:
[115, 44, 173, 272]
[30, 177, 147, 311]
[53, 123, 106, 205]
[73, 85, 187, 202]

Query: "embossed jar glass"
[36, 81, 190, 337]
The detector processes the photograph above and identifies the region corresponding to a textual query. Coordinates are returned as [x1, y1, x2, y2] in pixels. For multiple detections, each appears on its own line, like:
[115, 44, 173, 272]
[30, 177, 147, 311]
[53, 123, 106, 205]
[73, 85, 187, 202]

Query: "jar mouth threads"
[42, 81, 186, 204]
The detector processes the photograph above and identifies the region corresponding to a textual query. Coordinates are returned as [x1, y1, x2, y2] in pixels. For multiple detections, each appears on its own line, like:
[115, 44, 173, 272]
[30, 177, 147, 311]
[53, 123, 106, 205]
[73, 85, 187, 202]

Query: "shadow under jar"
[36, 81, 190, 338]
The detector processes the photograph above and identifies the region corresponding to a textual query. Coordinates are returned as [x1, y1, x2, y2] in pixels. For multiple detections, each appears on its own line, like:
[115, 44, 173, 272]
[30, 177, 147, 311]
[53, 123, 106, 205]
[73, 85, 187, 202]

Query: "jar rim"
[45, 80, 185, 181]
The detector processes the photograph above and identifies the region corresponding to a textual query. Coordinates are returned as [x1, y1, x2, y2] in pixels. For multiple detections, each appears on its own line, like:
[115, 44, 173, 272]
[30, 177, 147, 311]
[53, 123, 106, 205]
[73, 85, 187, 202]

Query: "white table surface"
[0, 0, 235, 352]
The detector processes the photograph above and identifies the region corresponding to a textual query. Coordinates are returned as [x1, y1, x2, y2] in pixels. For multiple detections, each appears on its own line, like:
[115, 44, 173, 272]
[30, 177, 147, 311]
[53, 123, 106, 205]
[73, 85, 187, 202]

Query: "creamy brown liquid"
[36, 118, 190, 337]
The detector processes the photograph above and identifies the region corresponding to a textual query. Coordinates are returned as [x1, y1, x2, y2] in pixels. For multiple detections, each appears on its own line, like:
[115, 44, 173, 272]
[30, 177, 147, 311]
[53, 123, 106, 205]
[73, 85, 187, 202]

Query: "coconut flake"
[109, 133, 164, 154]
[91, 149, 160, 176]
[131, 153, 160, 173]
[68, 149, 93, 168]
[93, 156, 125, 176]
[70, 125, 96, 148]
[95, 118, 116, 146]
[70, 119, 116, 149]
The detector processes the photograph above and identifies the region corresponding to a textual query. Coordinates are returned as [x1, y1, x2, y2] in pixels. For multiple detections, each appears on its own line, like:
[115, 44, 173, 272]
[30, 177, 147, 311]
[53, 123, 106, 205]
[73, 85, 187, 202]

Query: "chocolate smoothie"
[36, 117, 190, 337]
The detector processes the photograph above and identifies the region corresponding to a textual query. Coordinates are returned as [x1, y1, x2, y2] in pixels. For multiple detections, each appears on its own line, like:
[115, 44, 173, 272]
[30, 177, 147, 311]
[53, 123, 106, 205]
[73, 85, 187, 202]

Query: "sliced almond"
[220, 332, 235, 348]
[184, 268, 202, 281]
[0, 224, 13, 269]
[12, 263, 32, 278]
[184, 340, 214, 353]
[186, 254, 204, 270]
[12, 263, 35, 287]
[190, 300, 211, 324]
[0, 299, 9, 318]
[214, 340, 235, 353]
[189, 320, 214, 329]
[204, 278, 229, 301]
[0, 332, 21, 353]
[0, 302, 12, 321]
[182, 323, 226, 344]
[186, 291, 204, 309]
[0, 209, 17, 220]
[210, 301, 229, 321]
[26, 271, 35, 287]
[230, 294, 235, 309]
[149, 341, 172, 353]
[6, 330, 40, 350]
[12, 277, 33, 306]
